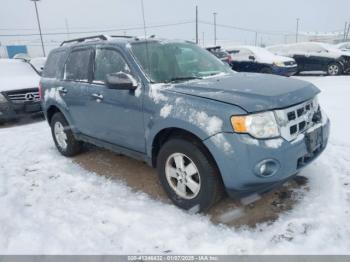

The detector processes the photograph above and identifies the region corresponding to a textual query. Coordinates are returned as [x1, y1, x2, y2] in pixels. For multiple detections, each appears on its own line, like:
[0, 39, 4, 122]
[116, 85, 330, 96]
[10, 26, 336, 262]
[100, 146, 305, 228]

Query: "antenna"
[141, 0, 147, 39]
[140, 0, 152, 80]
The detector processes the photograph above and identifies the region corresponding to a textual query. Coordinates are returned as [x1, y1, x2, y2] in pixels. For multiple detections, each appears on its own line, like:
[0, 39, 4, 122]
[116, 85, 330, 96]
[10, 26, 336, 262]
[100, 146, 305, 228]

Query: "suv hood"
[167, 73, 319, 113]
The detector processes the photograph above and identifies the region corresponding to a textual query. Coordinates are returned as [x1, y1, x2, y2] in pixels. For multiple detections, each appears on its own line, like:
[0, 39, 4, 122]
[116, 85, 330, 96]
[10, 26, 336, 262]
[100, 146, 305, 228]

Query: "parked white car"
[0, 59, 42, 124]
[226, 46, 298, 76]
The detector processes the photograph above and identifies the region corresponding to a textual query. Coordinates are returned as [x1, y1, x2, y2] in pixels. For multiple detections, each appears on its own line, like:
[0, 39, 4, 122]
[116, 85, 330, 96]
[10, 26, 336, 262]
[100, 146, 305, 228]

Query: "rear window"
[42, 50, 66, 79]
[64, 49, 92, 82]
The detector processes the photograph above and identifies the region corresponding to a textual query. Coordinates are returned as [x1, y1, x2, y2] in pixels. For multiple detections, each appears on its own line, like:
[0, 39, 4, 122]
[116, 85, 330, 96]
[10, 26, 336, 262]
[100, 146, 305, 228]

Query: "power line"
[198, 20, 293, 36]
[0, 21, 194, 37]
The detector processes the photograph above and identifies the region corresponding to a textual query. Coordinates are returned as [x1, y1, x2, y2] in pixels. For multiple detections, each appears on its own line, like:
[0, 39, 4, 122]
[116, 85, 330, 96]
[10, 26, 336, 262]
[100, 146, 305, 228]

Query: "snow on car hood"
[0, 75, 40, 92]
[0, 59, 40, 92]
[167, 73, 320, 113]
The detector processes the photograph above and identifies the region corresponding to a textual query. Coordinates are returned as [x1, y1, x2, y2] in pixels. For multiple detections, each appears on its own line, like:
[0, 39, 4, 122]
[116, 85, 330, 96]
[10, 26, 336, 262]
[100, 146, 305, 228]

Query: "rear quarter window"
[42, 50, 66, 79]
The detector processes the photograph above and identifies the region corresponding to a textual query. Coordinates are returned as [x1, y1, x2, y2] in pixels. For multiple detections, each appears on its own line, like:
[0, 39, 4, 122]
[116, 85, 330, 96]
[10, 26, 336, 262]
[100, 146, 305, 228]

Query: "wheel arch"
[46, 105, 61, 124]
[150, 127, 220, 176]
[46, 104, 75, 132]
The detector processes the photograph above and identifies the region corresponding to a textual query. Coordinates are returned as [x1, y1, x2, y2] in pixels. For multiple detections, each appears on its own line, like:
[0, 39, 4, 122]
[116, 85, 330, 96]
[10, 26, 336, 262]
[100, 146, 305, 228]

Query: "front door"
[87, 46, 145, 153]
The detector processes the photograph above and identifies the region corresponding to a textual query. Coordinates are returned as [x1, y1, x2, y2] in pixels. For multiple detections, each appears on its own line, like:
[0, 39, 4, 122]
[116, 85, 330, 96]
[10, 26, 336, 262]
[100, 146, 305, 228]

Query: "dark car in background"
[206, 46, 232, 64]
[268, 42, 350, 76]
[0, 58, 42, 124]
[226, 46, 298, 76]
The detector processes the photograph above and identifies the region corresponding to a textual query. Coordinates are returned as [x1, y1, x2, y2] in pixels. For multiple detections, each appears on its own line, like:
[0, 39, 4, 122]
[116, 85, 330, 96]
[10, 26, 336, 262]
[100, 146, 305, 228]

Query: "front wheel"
[157, 138, 224, 212]
[327, 63, 342, 76]
[50, 112, 82, 157]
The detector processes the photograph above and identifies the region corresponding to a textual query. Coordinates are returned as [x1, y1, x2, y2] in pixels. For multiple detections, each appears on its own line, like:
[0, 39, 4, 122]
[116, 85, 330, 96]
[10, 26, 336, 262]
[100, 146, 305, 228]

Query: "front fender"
[144, 91, 247, 157]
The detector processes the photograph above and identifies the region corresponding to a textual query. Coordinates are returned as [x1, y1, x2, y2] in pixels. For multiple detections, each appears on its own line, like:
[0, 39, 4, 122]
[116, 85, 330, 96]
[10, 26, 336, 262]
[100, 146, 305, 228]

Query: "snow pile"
[0, 76, 349, 254]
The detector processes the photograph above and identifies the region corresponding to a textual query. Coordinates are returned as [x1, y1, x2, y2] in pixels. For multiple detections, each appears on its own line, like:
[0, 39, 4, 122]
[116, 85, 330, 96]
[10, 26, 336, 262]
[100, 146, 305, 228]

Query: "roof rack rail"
[109, 35, 135, 39]
[60, 35, 108, 46]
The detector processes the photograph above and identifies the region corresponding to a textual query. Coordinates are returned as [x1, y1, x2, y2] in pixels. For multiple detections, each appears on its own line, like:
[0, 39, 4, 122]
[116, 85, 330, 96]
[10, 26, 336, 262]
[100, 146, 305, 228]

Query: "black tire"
[50, 112, 82, 157]
[327, 62, 342, 76]
[260, 67, 273, 74]
[157, 138, 224, 212]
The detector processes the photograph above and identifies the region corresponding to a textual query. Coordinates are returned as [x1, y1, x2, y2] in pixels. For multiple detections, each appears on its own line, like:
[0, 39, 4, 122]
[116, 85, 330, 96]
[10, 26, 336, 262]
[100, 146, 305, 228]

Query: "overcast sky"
[1, 0, 349, 50]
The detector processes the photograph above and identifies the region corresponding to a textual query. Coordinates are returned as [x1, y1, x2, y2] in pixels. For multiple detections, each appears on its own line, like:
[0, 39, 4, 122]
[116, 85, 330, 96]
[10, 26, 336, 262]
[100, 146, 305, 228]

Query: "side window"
[42, 51, 66, 79]
[64, 49, 92, 82]
[93, 48, 131, 83]
[230, 48, 253, 61]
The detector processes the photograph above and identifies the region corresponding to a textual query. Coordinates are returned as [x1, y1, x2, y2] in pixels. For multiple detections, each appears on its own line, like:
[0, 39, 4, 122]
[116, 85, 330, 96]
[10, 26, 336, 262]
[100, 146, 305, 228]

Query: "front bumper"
[272, 65, 298, 77]
[0, 101, 42, 123]
[204, 119, 330, 198]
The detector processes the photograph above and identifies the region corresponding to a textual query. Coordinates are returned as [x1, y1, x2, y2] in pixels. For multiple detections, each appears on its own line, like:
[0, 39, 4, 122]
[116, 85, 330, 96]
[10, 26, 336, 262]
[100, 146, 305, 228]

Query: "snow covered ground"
[0, 76, 349, 254]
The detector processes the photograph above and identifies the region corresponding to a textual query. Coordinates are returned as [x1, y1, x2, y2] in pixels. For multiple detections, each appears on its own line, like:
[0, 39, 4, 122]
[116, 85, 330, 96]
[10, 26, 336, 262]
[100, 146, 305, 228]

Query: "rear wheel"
[327, 63, 342, 76]
[157, 138, 224, 212]
[50, 112, 82, 157]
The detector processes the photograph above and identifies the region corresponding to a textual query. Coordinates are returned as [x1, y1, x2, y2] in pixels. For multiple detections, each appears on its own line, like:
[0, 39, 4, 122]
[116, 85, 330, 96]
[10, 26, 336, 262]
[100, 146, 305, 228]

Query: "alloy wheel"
[54, 121, 68, 150]
[328, 64, 339, 75]
[165, 153, 201, 199]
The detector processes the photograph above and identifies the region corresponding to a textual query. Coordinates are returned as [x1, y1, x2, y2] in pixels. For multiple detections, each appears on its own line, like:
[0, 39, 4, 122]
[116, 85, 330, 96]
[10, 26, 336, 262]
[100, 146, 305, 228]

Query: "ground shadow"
[73, 146, 308, 227]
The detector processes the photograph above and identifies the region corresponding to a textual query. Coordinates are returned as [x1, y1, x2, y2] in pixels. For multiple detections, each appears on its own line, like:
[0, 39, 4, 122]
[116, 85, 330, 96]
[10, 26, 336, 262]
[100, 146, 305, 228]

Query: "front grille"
[275, 99, 321, 141]
[5, 88, 40, 104]
[284, 61, 296, 66]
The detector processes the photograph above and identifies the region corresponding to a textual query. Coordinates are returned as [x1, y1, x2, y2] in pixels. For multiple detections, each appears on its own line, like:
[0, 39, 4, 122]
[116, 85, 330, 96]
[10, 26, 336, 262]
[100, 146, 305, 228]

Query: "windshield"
[130, 41, 231, 83]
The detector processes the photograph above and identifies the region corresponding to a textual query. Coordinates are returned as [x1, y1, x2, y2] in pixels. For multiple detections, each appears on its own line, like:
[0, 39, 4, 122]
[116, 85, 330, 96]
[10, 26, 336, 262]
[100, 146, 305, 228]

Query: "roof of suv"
[51, 35, 193, 54]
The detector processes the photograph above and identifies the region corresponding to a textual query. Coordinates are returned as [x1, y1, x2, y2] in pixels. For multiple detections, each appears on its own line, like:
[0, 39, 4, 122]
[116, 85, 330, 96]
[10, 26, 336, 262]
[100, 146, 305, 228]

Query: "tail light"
[38, 82, 43, 100]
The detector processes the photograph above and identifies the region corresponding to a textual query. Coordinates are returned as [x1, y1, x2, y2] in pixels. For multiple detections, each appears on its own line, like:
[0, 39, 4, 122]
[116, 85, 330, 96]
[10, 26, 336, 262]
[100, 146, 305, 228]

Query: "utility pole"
[344, 22, 348, 40]
[30, 0, 45, 56]
[65, 18, 70, 40]
[202, 32, 205, 47]
[296, 18, 300, 43]
[213, 12, 217, 45]
[254, 32, 258, 46]
[346, 22, 350, 40]
[195, 6, 198, 44]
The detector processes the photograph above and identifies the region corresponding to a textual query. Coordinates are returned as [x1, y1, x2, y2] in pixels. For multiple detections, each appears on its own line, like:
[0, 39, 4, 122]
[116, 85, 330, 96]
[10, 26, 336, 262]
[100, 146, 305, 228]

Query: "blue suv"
[40, 35, 330, 212]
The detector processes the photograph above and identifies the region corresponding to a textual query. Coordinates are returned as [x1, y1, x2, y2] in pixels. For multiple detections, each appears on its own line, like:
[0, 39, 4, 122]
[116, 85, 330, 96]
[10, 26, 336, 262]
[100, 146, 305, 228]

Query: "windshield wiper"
[168, 76, 202, 82]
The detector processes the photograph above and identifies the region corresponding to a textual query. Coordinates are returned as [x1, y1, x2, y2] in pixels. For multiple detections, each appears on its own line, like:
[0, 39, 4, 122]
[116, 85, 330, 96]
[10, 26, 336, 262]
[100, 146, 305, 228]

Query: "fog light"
[254, 159, 279, 177]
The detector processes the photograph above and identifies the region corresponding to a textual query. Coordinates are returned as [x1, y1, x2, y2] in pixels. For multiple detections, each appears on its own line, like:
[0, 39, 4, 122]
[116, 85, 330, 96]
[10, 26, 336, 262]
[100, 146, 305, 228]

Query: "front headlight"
[273, 61, 285, 67]
[231, 111, 280, 139]
[0, 93, 8, 104]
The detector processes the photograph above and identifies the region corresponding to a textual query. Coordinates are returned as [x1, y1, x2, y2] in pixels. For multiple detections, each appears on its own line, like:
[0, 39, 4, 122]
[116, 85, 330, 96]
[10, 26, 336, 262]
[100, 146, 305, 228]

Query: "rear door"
[87, 46, 145, 152]
[61, 47, 94, 134]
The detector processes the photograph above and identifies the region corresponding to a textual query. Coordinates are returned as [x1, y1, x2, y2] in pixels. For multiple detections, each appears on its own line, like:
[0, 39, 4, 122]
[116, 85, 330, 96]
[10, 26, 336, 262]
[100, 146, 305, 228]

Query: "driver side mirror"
[249, 55, 256, 61]
[106, 72, 138, 90]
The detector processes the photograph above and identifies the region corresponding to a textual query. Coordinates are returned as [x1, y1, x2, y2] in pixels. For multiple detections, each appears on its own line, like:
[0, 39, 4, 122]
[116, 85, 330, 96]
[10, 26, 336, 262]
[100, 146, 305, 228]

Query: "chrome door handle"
[57, 86, 67, 94]
[91, 93, 103, 101]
